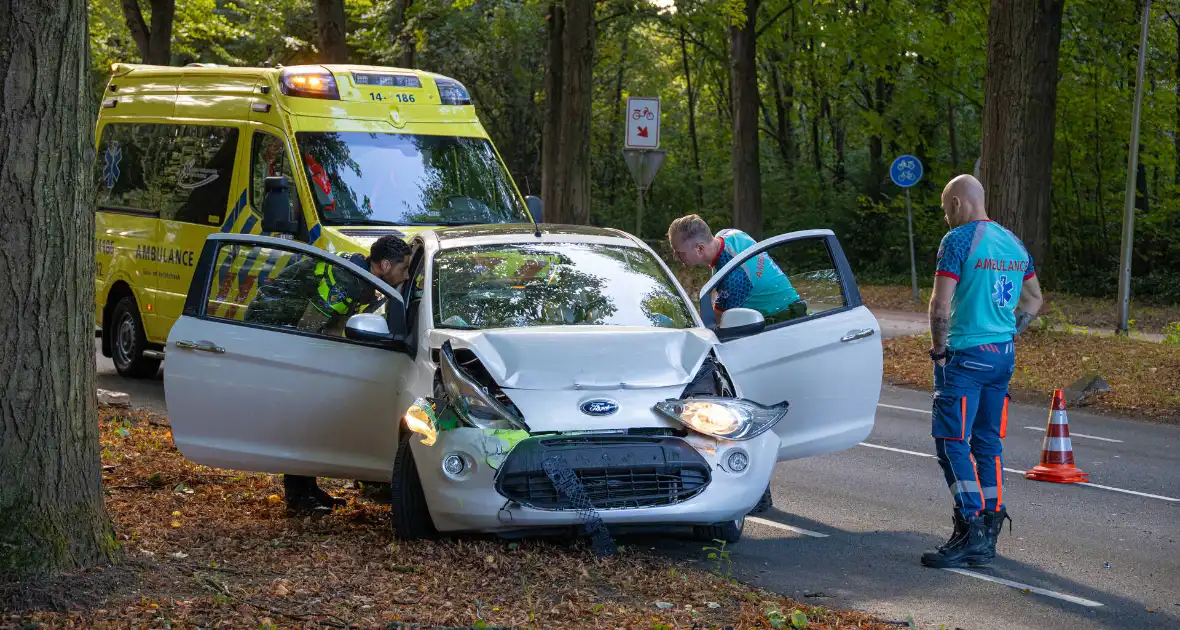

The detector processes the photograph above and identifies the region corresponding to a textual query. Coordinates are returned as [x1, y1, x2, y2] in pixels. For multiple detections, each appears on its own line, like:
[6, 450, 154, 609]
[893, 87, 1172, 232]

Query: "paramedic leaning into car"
[920, 175, 1043, 569]
[245, 235, 412, 516]
[666, 214, 805, 325]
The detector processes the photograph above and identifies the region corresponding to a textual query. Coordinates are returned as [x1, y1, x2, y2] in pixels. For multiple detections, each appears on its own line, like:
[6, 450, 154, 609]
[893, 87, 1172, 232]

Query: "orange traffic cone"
[1024, 389, 1090, 484]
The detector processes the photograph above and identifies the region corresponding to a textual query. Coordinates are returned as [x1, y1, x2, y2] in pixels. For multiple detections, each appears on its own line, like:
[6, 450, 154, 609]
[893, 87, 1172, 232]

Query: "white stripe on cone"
[1049, 410, 1069, 425]
[1046, 437, 1074, 452]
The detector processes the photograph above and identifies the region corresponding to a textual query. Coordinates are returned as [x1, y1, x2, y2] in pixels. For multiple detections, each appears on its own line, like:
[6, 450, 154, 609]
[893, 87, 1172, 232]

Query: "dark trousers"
[932, 341, 1015, 518]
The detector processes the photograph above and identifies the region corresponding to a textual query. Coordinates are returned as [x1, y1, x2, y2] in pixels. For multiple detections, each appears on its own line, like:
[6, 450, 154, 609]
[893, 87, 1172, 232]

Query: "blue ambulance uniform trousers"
[932, 341, 1015, 517]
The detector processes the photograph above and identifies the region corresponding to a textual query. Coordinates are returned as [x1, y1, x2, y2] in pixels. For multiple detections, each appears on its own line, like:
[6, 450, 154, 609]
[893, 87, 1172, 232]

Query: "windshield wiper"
[329, 218, 407, 227]
[436, 322, 480, 330]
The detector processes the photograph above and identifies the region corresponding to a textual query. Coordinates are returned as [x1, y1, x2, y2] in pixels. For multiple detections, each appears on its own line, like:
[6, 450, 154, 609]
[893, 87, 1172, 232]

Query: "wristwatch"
[929, 347, 947, 362]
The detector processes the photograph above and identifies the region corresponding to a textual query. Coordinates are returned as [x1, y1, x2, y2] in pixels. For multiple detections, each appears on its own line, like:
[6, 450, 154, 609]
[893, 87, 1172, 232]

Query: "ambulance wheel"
[111, 295, 160, 379]
[390, 426, 438, 541]
[693, 517, 744, 544]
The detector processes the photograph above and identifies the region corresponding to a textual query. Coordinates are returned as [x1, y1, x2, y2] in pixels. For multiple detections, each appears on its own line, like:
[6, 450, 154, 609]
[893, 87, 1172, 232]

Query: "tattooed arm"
[928, 275, 957, 361]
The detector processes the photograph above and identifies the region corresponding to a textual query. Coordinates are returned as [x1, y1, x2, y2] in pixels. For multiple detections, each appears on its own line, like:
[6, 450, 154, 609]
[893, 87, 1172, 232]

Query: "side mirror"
[261, 176, 297, 234]
[345, 313, 390, 342]
[525, 195, 543, 223]
[716, 307, 765, 341]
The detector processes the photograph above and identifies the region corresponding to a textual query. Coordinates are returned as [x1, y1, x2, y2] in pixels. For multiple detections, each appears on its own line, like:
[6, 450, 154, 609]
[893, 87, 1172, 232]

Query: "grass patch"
[862, 284, 1180, 335]
[883, 330, 1180, 421]
[3, 406, 894, 629]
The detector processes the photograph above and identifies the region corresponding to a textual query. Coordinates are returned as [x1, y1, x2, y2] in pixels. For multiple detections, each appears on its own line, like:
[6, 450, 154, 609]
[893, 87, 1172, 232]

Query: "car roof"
[424, 224, 643, 249]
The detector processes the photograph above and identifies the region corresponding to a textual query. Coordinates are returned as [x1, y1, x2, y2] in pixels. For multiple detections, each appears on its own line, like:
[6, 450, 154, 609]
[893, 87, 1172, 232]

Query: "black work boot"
[283, 474, 334, 517]
[936, 510, 969, 552]
[982, 508, 1013, 561]
[921, 512, 991, 568]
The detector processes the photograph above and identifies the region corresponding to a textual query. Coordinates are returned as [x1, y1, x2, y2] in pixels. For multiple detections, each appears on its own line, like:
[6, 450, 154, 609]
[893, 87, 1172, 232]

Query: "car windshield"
[433, 243, 694, 330]
[294, 131, 532, 227]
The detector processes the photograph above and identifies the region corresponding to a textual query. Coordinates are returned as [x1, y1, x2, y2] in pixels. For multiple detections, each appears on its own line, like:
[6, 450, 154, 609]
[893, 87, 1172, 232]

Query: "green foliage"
[701, 538, 732, 579]
[86, 0, 1180, 300]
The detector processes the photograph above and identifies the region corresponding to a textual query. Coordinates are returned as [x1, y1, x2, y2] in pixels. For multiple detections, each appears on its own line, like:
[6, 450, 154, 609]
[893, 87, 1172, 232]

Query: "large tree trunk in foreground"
[541, 0, 564, 215]
[981, 0, 1066, 271]
[315, 0, 349, 64]
[730, 0, 762, 238]
[120, 0, 175, 65]
[0, 0, 115, 578]
[553, 0, 595, 225]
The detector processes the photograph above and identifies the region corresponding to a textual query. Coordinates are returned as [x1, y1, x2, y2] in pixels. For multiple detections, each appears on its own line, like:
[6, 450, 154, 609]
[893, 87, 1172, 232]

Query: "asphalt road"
[95, 326, 1180, 629]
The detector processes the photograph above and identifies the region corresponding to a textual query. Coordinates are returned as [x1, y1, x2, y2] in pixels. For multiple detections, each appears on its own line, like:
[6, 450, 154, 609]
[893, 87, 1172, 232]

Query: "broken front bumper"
[411, 427, 778, 534]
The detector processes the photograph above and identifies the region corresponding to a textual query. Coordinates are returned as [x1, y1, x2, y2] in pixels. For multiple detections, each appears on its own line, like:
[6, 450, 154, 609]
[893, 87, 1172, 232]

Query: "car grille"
[494, 436, 711, 511]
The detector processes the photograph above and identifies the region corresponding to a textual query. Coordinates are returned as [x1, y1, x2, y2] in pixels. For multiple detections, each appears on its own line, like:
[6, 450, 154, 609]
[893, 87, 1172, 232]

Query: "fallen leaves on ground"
[3, 406, 895, 629]
[883, 330, 1180, 421]
[861, 284, 1180, 335]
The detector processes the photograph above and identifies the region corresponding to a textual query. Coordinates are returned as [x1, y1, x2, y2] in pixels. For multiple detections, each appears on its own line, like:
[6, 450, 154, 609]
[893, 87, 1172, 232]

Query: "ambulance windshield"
[294, 131, 532, 227]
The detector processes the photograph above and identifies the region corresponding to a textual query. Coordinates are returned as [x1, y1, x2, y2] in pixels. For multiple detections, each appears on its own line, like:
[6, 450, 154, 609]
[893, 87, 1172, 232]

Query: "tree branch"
[120, 0, 151, 61]
[755, 1, 800, 39]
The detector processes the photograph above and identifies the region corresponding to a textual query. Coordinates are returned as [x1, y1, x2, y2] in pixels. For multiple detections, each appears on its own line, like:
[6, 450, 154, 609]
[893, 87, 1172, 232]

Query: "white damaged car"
[164, 225, 882, 542]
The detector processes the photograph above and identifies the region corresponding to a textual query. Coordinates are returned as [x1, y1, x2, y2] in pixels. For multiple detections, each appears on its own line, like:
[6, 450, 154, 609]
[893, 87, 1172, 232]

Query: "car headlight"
[404, 397, 439, 446]
[439, 341, 528, 431]
[653, 397, 788, 441]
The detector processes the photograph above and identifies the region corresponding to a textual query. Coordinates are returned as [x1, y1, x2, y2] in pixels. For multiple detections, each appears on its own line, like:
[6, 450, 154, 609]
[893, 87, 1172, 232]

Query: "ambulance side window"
[250, 132, 294, 215]
[166, 126, 239, 226]
[94, 122, 236, 227]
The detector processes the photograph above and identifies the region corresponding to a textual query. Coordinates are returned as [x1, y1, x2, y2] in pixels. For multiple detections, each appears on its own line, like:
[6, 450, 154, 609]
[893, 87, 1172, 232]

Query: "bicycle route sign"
[625, 96, 660, 150]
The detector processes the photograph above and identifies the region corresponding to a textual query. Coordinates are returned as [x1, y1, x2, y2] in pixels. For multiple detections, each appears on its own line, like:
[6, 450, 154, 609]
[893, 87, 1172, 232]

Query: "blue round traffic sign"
[890, 155, 923, 188]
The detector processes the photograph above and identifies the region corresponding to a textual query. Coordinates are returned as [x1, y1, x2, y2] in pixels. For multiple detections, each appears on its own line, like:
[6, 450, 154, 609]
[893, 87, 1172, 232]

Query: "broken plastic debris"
[654, 602, 674, 610]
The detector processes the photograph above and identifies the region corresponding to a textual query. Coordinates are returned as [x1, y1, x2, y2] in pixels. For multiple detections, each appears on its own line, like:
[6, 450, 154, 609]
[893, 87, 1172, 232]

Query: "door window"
[709, 236, 848, 330]
[250, 132, 295, 214]
[94, 122, 238, 225]
[204, 241, 387, 340]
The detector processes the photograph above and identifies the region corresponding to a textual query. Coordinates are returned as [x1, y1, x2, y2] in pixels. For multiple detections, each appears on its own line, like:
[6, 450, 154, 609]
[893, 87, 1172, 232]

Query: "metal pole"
[1117, 0, 1152, 334]
[906, 188, 918, 304]
[636, 186, 644, 238]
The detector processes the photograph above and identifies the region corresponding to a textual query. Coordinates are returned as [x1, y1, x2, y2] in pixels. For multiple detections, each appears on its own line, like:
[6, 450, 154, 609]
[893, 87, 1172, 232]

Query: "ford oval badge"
[580, 399, 619, 416]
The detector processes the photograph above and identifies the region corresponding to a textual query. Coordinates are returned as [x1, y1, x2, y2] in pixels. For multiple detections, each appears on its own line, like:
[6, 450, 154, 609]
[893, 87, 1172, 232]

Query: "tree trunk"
[540, 1, 564, 214]
[680, 27, 704, 213]
[315, 0, 349, 64]
[391, 0, 414, 68]
[0, 0, 115, 579]
[981, 0, 1066, 272]
[1174, 15, 1179, 187]
[120, 0, 174, 65]
[553, 0, 595, 225]
[730, 0, 762, 238]
[606, 33, 629, 210]
[948, 96, 960, 171]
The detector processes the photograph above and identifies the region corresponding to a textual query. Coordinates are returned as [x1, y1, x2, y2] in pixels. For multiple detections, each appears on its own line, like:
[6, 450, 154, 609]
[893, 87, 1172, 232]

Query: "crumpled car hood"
[428, 326, 716, 391]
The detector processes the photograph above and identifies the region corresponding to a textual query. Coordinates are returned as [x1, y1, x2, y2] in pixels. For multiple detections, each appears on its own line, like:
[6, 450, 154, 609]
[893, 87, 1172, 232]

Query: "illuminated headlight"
[404, 398, 439, 446]
[653, 397, 788, 441]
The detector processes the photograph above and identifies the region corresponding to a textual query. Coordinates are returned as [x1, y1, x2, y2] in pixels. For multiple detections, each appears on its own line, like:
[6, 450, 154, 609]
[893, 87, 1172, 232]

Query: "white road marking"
[942, 568, 1104, 608]
[878, 403, 931, 414]
[1023, 426, 1123, 443]
[858, 443, 1180, 502]
[1075, 483, 1180, 503]
[747, 516, 829, 538]
[858, 442, 933, 458]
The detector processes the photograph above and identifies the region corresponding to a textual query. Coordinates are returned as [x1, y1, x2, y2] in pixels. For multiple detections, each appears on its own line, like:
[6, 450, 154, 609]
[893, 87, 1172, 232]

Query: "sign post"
[890, 155, 924, 304]
[622, 96, 664, 238]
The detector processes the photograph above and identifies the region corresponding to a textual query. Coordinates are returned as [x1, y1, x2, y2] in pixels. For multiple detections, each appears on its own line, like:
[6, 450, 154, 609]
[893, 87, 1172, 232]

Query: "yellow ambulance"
[94, 62, 542, 377]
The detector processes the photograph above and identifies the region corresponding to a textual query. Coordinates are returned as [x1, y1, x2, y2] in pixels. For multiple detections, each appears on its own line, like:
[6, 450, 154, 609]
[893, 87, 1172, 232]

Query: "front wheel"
[110, 295, 160, 379]
[390, 427, 438, 541]
[693, 517, 744, 544]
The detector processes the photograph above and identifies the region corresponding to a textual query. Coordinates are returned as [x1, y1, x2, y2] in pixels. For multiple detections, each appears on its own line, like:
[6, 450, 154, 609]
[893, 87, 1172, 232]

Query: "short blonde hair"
[667, 214, 713, 244]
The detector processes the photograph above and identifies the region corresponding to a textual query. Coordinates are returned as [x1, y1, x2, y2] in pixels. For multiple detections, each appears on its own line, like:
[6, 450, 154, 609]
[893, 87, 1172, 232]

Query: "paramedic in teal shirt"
[666, 214, 804, 325]
[920, 174, 1043, 570]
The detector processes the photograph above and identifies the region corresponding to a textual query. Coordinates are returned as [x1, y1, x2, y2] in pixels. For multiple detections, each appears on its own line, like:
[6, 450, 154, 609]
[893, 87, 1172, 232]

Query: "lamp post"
[1117, 0, 1152, 334]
